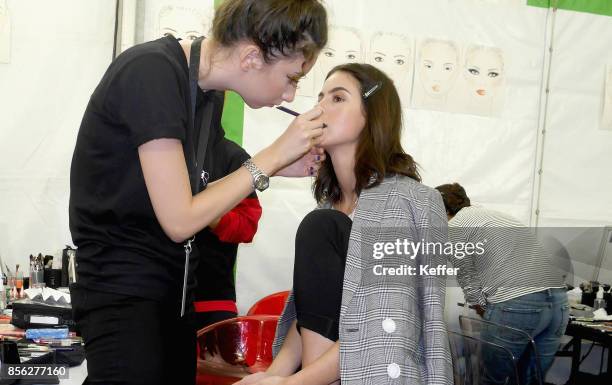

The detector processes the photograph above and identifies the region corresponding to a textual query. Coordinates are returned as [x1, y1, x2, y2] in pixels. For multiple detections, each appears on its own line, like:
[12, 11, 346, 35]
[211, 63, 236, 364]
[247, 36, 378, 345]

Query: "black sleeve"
[107, 54, 188, 147]
[221, 138, 252, 173]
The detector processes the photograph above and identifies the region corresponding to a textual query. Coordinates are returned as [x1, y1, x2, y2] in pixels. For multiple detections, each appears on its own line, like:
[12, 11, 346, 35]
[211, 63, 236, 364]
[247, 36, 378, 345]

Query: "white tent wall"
[0, 0, 116, 267]
[530, 8, 612, 314]
[537, 8, 612, 227]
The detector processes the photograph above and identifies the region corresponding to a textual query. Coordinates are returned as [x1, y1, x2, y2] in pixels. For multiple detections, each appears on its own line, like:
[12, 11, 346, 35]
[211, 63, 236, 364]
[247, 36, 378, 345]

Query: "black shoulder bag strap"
[187, 36, 214, 194]
[180, 36, 216, 317]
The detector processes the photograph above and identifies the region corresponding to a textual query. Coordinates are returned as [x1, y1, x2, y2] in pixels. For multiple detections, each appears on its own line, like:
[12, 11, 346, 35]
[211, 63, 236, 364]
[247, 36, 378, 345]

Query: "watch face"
[254, 174, 269, 191]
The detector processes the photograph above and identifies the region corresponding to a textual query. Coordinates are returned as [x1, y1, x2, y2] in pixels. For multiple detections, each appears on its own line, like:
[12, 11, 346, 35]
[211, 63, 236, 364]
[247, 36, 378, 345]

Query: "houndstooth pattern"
[273, 175, 452, 384]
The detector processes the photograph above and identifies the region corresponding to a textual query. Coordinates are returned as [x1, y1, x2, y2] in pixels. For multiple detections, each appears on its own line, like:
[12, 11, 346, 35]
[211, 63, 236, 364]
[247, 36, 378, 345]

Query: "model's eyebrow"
[317, 86, 351, 99]
[374, 51, 386, 56]
[184, 30, 200, 35]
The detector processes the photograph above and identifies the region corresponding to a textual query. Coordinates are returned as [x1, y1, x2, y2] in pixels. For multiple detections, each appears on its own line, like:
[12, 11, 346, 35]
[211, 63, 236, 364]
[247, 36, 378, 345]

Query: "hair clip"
[363, 81, 382, 99]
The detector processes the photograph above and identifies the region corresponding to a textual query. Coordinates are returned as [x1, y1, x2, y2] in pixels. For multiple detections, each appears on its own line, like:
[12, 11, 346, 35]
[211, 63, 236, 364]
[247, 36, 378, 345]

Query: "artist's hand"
[234, 372, 270, 385]
[275, 147, 325, 177]
[268, 107, 325, 173]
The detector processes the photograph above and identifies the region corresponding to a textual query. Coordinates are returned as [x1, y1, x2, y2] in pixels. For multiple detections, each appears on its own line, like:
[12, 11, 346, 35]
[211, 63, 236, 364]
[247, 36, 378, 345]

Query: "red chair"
[196, 315, 280, 385]
[246, 291, 290, 316]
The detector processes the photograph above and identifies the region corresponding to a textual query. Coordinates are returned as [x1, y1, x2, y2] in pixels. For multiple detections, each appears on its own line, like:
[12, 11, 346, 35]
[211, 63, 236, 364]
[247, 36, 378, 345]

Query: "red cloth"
[211, 197, 262, 243]
[194, 300, 238, 313]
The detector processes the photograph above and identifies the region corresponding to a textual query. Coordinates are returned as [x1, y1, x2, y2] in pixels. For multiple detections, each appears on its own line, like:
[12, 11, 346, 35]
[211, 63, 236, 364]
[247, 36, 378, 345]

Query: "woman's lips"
[476, 89, 486, 96]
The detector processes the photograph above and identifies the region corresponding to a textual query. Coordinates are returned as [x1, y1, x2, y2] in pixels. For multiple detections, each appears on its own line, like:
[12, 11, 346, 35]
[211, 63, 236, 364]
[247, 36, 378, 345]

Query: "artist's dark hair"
[313, 63, 421, 205]
[212, 0, 328, 63]
[435, 183, 471, 216]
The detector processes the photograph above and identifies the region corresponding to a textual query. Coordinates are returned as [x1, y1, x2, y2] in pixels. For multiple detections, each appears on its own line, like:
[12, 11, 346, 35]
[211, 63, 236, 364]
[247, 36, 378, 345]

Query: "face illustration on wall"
[463, 45, 504, 99]
[314, 26, 364, 91]
[367, 32, 413, 107]
[417, 39, 460, 98]
[157, 5, 210, 41]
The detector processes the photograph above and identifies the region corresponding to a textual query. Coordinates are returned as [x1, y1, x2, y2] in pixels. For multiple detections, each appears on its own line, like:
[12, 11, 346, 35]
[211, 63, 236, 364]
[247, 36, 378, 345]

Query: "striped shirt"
[448, 206, 565, 306]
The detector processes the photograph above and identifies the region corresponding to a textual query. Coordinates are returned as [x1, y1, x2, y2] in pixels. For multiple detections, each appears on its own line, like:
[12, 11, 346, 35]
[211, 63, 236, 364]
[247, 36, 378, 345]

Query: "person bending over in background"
[435, 182, 568, 385]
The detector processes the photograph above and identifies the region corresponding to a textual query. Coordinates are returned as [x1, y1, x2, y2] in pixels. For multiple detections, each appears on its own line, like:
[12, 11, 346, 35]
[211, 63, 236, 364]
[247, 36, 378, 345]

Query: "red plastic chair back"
[246, 291, 290, 316]
[196, 315, 280, 384]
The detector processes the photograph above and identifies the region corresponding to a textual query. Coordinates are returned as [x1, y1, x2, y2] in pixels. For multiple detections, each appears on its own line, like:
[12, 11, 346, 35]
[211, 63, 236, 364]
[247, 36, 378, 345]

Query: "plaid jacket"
[272, 175, 453, 384]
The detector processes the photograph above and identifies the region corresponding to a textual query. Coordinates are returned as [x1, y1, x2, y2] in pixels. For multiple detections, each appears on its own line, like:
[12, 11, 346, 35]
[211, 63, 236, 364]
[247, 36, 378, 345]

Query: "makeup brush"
[275, 106, 327, 128]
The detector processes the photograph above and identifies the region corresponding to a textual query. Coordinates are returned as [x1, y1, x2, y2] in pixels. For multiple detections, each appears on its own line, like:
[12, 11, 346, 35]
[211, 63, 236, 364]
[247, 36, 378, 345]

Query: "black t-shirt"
[69, 36, 214, 304]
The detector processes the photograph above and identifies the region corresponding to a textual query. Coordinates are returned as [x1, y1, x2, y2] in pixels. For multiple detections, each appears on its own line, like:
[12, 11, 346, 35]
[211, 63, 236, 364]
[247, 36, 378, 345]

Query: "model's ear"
[239, 44, 264, 71]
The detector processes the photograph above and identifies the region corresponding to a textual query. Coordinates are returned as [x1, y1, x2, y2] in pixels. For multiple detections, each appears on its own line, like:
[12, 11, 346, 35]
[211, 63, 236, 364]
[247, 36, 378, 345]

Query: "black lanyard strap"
[187, 36, 211, 195]
[181, 36, 208, 317]
[181, 37, 225, 317]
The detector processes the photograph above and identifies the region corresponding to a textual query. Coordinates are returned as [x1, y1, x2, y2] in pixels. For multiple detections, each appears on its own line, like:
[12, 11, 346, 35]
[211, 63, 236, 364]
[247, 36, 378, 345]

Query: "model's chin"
[243, 99, 263, 109]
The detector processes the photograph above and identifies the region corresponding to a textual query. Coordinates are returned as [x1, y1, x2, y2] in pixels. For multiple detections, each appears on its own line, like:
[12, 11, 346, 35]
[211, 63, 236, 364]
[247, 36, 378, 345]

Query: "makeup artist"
[68, 1, 328, 384]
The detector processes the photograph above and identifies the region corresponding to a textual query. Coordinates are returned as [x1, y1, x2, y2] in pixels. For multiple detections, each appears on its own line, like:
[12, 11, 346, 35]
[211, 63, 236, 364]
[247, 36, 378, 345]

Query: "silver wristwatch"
[242, 158, 270, 192]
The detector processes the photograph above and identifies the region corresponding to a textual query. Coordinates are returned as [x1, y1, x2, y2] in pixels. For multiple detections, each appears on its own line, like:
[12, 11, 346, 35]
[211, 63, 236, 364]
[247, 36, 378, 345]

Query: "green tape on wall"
[527, 0, 612, 17]
[527, 0, 550, 6]
[222, 91, 245, 146]
[214, 0, 245, 146]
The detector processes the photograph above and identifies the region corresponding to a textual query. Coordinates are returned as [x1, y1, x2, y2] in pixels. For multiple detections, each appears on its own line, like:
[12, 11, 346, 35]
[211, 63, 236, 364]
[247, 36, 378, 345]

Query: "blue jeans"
[481, 288, 570, 385]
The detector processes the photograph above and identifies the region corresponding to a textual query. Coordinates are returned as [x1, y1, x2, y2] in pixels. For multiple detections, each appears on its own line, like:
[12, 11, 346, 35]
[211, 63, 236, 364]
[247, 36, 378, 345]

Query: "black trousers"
[71, 286, 196, 385]
[293, 209, 352, 342]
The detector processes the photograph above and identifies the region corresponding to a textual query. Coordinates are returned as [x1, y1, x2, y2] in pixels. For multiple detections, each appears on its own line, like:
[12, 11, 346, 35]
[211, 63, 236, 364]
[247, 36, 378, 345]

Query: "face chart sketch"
[412, 38, 460, 111]
[461, 45, 505, 116]
[157, 4, 210, 41]
[0, 0, 11, 64]
[367, 32, 413, 107]
[314, 26, 364, 92]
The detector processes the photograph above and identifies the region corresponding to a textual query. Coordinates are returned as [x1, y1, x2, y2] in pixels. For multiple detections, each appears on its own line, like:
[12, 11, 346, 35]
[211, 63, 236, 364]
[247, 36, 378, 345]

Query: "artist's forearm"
[139, 139, 272, 243]
[170, 168, 254, 241]
[208, 216, 222, 229]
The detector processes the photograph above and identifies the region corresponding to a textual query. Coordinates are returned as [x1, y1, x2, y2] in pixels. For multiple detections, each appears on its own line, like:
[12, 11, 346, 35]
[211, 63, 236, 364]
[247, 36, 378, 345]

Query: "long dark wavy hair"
[313, 63, 420, 205]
